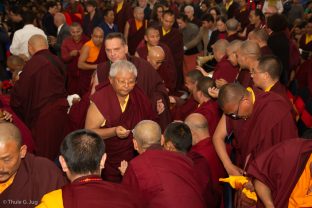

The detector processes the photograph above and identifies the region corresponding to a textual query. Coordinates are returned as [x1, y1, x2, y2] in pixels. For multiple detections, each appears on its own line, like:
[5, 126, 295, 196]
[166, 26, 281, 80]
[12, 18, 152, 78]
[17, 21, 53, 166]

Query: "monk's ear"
[100, 153, 107, 169]
[160, 135, 165, 146]
[19, 145, 27, 159]
[144, 35, 148, 42]
[109, 76, 113, 85]
[59, 155, 69, 172]
[124, 44, 129, 55]
[133, 139, 139, 151]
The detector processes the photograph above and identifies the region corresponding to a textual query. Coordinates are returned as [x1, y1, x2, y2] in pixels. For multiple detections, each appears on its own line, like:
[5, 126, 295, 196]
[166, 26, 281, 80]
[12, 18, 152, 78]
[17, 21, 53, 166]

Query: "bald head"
[226, 18, 239, 32]
[213, 39, 229, 61]
[0, 122, 22, 148]
[185, 113, 210, 144]
[248, 29, 268, 46]
[218, 83, 247, 109]
[227, 40, 243, 54]
[239, 40, 261, 58]
[54, 12, 66, 27]
[147, 46, 165, 70]
[28, 34, 48, 56]
[133, 120, 162, 151]
[7, 55, 25, 72]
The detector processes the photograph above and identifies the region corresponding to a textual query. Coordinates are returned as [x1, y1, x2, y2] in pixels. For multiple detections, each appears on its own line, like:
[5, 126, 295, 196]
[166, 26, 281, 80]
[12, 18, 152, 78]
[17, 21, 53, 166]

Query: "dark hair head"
[218, 83, 247, 109]
[208, 7, 221, 16]
[267, 14, 288, 32]
[253, 9, 265, 21]
[216, 15, 227, 24]
[46, 1, 57, 10]
[201, 13, 214, 23]
[105, 32, 126, 45]
[103, 7, 114, 16]
[86, 0, 97, 7]
[196, 76, 215, 98]
[151, 3, 165, 21]
[21, 11, 35, 24]
[163, 9, 175, 18]
[186, 70, 204, 82]
[60, 129, 105, 174]
[257, 55, 281, 80]
[177, 13, 189, 22]
[164, 122, 192, 153]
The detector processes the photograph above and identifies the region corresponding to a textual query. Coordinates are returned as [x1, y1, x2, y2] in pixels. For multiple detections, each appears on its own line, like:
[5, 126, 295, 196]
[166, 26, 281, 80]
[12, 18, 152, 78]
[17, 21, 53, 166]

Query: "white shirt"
[10, 24, 47, 58]
[57, 24, 64, 35]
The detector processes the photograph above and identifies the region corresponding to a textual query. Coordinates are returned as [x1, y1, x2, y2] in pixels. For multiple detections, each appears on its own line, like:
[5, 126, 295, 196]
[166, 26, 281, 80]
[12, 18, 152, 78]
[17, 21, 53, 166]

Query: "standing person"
[113, 0, 133, 34]
[85, 60, 156, 182]
[10, 35, 70, 160]
[42, 2, 58, 38]
[83, 0, 103, 38]
[37, 129, 143, 208]
[65, 0, 84, 24]
[50, 13, 70, 56]
[159, 10, 184, 90]
[61, 23, 89, 95]
[99, 7, 118, 38]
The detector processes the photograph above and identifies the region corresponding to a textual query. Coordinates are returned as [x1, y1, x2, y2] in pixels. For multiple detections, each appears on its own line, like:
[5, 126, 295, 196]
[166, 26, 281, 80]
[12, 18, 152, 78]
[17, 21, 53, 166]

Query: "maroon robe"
[61, 35, 89, 96]
[0, 95, 35, 153]
[113, 2, 133, 34]
[91, 83, 156, 182]
[62, 175, 142, 207]
[213, 56, 239, 83]
[136, 41, 177, 93]
[236, 68, 253, 88]
[226, 32, 244, 42]
[171, 96, 198, 121]
[10, 49, 69, 160]
[234, 9, 250, 31]
[122, 145, 206, 208]
[226, 87, 298, 168]
[126, 19, 148, 55]
[190, 138, 228, 207]
[0, 153, 68, 208]
[194, 99, 222, 136]
[96, 56, 171, 130]
[248, 138, 312, 208]
[299, 34, 312, 52]
[159, 27, 184, 90]
[260, 45, 273, 56]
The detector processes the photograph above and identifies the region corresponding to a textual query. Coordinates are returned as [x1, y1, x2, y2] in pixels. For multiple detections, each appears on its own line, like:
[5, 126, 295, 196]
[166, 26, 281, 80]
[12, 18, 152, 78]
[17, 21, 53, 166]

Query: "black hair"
[201, 13, 214, 22]
[21, 11, 35, 24]
[164, 122, 192, 153]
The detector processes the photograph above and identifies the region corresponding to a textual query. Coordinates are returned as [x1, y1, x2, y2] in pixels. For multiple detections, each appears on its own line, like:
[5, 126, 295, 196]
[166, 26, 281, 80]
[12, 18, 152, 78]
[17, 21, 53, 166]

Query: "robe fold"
[159, 27, 184, 90]
[61, 35, 89, 96]
[260, 45, 273, 56]
[248, 138, 312, 208]
[236, 68, 253, 88]
[122, 145, 206, 208]
[189, 138, 228, 207]
[226, 87, 298, 168]
[0, 153, 68, 208]
[62, 175, 142, 207]
[194, 100, 222, 136]
[171, 96, 198, 121]
[91, 83, 156, 182]
[126, 19, 147, 55]
[213, 56, 239, 83]
[96, 56, 171, 130]
[113, 2, 133, 34]
[10, 49, 69, 160]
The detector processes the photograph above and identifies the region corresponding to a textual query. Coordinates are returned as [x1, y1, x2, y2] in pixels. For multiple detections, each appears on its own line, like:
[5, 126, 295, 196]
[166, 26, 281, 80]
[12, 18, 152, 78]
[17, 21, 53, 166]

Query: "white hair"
[109, 60, 138, 77]
[184, 5, 194, 13]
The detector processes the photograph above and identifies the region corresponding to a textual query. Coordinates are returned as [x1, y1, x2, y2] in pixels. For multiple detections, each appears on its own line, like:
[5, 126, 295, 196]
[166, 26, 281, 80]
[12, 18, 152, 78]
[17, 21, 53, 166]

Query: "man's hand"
[69, 50, 79, 57]
[49, 36, 57, 46]
[195, 65, 209, 77]
[208, 87, 219, 98]
[118, 160, 128, 176]
[156, 99, 165, 115]
[235, 179, 257, 208]
[216, 78, 228, 88]
[115, 126, 130, 138]
[1, 110, 13, 122]
[225, 162, 245, 176]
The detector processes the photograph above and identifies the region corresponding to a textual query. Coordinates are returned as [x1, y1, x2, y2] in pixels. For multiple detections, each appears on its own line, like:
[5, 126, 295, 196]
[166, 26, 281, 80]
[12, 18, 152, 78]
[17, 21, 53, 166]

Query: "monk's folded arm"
[213, 114, 234, 172]
[85, 102, 117, 139]
[254, 179, 275, 208]
[78, 45, 97, 70]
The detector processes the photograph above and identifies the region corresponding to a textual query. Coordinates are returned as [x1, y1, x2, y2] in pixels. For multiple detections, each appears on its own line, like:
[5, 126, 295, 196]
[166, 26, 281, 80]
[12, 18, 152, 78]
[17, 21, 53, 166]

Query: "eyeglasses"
[226, 95, 244, 120]
[250, 68, 265, 75]
[115, 78, 136, 86]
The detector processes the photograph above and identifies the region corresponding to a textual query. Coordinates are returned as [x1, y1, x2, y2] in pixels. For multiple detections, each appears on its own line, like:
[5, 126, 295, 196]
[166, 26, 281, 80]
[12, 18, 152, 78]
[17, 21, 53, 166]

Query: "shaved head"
[54, 12, 66, 26]
[7, 55, 25, 72]
[147, 46, 165, 70]
[185, 113, 209, 136]
[133, 120, 162, 150]
[257, 55, 281, 80]
[250, 29, 268, 42]
[213, 39, 229, 61]
[148, 46, 165, 58]
[218, 83, 247, 109]
[28, 34, 48, 56]
[0, 122, 22, 148]
[238, 40, 261, 58]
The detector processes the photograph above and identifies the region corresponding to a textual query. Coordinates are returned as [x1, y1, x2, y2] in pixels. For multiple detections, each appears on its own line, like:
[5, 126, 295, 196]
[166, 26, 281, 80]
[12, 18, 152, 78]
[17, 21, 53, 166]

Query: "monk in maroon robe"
[124, 7, 148, 55]
[86, 60, 156, 182]
[193, 77, 222, 136]
[248, 138, 312, 208]
[212, 39, 239, 88]
[0, 123, 67, 208]
[61, 23, 89, 95]
[113, 0, 133, 33]
[95, 33, 171, 130]
[38, 129, 142, 208]
[185, 113, 228, 208]
[122, 120, 205, 208]
[159, 10, 184, 90]
[10, 35, 69, 160]
[236, 68, 253, 87]
[247, 29, 272, 56]
[213, 83, 298, 176]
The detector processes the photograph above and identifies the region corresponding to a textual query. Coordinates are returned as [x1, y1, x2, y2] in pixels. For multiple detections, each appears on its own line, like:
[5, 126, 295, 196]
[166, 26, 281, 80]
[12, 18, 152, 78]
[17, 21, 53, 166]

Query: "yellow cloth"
[116, 1, 124, 13]
[265, 84, 275, 92]
[36, 189, 63, 208]
[135, 20, 143, 31]
[162, 27, 171, 36]
[85, 40, 100, 63]
[0, 174, 15, 194]
[288, 154, 312, 208]
[225, 0, 233, 10]
[246, 87, 256, 104]
[220, 176, 258, 201]
[305, 34, 312, 45]
[120, 95, 130, 113]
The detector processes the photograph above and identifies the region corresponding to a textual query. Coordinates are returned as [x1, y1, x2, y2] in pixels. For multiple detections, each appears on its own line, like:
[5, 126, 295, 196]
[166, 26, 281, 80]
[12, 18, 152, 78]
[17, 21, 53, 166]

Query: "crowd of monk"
[0, 0, 312, 207]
